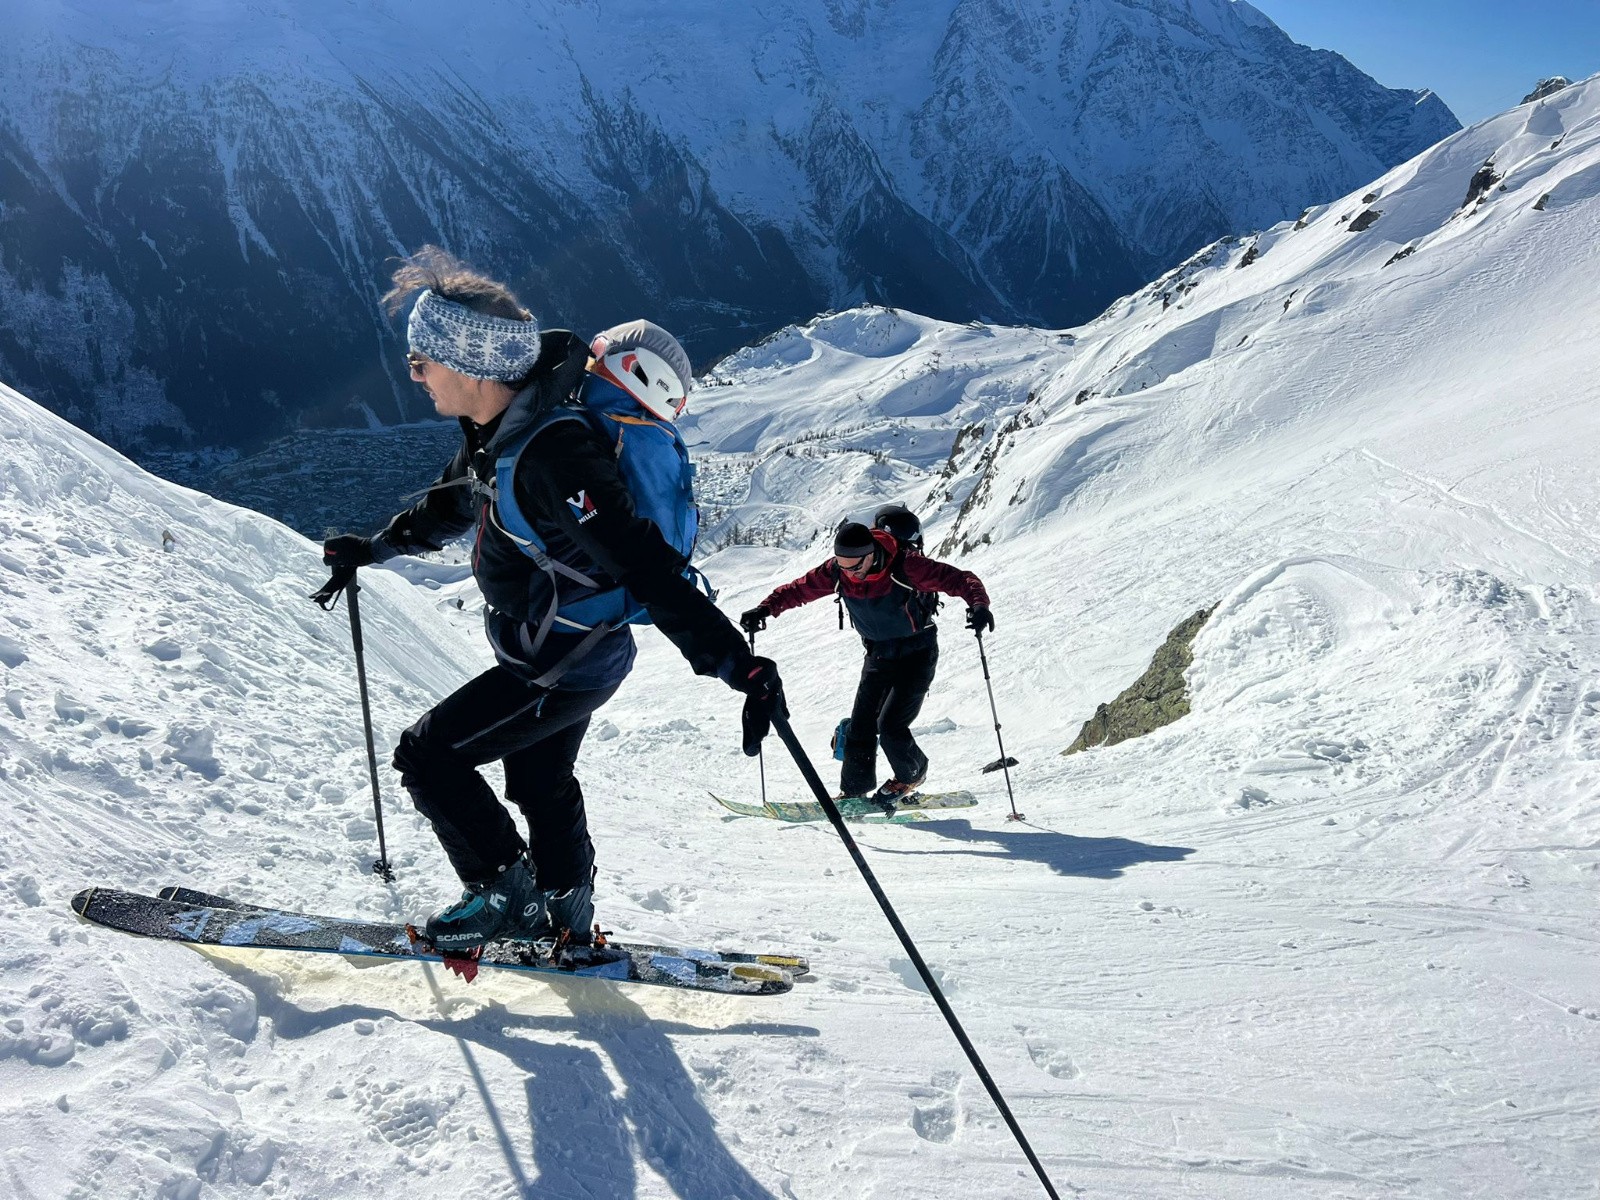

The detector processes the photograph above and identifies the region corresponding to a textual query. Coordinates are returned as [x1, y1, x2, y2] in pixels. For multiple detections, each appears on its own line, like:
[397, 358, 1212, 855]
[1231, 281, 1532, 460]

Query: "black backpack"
[873, 503, 922, 550]
[875, 504, 940, 626]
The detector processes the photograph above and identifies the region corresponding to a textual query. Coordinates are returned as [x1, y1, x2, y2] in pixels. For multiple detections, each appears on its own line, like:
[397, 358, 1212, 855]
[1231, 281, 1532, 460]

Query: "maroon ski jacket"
[760, 529, 989, 646]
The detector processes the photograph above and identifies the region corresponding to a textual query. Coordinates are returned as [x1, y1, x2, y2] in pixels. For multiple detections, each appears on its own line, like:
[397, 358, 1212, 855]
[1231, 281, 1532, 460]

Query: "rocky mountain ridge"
[0, 0, 1456, 452]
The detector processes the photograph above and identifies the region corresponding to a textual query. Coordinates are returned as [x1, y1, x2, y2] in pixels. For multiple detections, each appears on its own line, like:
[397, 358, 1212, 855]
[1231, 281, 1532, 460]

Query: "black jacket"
[375, 331, 752, 691]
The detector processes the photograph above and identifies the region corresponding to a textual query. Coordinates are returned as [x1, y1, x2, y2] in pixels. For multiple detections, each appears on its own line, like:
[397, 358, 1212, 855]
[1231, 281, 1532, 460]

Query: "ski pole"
[975, 630, 1023, 821]
[769, 713, 1062, 1200]
[344, 579, 396, 882]
[749, 630, 768, 808]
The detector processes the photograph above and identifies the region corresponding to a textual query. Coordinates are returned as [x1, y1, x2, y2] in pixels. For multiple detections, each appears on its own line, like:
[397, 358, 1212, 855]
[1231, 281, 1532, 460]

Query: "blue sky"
[1247, 0, 1600, 126]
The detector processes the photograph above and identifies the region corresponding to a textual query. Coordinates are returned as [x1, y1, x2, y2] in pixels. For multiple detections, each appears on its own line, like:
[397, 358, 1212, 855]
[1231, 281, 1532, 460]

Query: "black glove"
[310, 534, 375, 609]
[740, 605, 772, 634]
[966, 604, 995, 635]
[310, 564, 356, 608]
[322, 534, 376, 569]
[737, 657, 786, 756]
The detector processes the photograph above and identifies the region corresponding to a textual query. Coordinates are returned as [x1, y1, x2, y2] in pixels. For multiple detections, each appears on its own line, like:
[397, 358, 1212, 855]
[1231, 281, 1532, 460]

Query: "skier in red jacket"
[741, 509, 991, 802]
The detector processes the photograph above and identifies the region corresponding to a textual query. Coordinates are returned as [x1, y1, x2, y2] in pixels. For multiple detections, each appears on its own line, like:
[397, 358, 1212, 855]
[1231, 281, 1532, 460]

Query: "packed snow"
[1, 78, 1598, 1199]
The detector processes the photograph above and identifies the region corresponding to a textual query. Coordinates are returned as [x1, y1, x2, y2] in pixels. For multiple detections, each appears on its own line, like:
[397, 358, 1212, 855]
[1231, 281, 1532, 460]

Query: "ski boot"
[870, 771, 926, 814]
[513, 867, 597, 948]
[422, 857, 545, 952]
[534, 882, 596, 947]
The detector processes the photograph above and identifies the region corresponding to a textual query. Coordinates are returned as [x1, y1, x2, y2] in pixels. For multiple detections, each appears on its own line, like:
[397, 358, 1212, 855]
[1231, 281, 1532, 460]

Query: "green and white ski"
[711, 790, 977, 824]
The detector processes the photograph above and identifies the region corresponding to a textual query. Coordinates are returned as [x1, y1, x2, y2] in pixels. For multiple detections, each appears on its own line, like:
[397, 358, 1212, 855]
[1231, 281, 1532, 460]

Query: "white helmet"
[590, 319, 693, 420]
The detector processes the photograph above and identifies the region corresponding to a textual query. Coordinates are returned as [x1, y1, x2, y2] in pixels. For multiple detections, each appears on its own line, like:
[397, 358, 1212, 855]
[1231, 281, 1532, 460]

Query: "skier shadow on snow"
[877, 819, 1195, 879]
[211, 956, 813, 1200]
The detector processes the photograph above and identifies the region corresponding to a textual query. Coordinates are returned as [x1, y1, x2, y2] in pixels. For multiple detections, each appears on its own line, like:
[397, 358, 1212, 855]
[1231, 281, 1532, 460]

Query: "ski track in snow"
[1, 76, 1599, 1200]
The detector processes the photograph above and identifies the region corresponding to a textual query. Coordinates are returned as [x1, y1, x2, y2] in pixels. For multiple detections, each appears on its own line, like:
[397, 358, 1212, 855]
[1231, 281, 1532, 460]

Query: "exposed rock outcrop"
[1463, 161, 1502, 209]
[1523, 77, 1572, 105]
[1064, 605, 1217, 755]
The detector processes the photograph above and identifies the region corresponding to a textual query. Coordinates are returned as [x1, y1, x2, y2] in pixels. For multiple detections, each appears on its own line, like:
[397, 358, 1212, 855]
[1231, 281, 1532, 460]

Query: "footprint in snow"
[0, 635, 26, 668]
[357, 1081, 455, 1153]
[105, 716, 157, 737]
[1023, 1038, 1080, 1080]
[164, 726, 222, 780]
[889, 956, 953, 996]
[1230, 786, 1274, 810]
[53, 692, 88, 723]
[144, 638, 183, 662]
[909, 1071, 961, 1143]
[1303, 737, 1366, 763]
[631, 887, 677, 913]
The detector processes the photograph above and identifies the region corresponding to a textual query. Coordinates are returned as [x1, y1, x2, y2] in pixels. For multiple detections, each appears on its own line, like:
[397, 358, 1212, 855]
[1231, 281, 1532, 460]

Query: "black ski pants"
[392, 665, 618, 888]
[839, 635, 939, 796]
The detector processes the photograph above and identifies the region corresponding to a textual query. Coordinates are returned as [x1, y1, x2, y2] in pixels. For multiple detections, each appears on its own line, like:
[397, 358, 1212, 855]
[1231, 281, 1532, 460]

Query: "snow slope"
[1, 79, 1598, 1199]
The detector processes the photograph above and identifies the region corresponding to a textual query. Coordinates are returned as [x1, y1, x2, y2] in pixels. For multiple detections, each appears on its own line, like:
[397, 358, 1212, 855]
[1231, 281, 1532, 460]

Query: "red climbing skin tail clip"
[405, 922, 484, 983]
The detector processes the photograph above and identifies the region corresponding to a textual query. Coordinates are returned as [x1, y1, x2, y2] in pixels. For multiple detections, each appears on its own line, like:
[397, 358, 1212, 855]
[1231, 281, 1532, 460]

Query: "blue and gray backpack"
[489, 373, 710, 680]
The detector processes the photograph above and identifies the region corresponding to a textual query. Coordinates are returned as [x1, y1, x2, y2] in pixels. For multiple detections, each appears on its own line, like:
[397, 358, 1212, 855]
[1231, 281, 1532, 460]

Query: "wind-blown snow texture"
[0, 0, 1454, 451]
[2, 78, 1596, 1199]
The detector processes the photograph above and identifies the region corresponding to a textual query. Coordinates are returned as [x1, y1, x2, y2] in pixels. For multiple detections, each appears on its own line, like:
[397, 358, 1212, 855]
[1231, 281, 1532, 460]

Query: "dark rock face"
[0, 1, 1460, 456]
[1064, 605, 1217, 755]
[0, 84, 826, 448]
[1462, 161, 1503, 210]
[1522, 77, 1572, 105]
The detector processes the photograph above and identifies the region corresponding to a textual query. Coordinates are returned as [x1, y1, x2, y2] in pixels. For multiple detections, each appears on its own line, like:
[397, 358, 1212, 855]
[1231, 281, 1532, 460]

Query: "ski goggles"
[835, 552, 875, 577]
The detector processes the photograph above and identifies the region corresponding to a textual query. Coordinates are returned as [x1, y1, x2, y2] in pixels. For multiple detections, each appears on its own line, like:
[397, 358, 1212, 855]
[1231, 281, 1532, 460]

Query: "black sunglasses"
[406, 351, 430, 374]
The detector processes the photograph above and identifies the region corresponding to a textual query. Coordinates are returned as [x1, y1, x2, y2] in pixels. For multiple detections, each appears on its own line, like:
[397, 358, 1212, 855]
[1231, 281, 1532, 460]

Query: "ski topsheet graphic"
[73, 887, 806, 995]
[711, 790, 978, 824]
[153, 886, 810, 975]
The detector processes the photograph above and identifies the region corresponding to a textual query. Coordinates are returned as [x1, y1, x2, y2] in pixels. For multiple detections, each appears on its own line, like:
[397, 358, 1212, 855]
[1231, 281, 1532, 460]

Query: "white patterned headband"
[406, 289, 542, 381]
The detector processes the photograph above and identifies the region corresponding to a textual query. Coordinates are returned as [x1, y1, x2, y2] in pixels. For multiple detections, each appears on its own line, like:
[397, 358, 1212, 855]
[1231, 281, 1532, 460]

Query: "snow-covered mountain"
[2, 76, 1595, 1200]
[0, 0, 1455, 452]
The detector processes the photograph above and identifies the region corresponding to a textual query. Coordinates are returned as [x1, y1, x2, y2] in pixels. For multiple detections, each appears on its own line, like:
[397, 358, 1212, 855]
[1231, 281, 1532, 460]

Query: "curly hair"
[382, 245, 531, 322]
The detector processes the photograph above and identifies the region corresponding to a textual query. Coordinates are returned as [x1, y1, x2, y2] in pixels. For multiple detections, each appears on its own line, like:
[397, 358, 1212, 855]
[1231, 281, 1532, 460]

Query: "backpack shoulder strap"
[889, 546, 942, 624]
[492, 407, 589, 552]
[888, 545, 917, 592]
[491, 412, 606, 601]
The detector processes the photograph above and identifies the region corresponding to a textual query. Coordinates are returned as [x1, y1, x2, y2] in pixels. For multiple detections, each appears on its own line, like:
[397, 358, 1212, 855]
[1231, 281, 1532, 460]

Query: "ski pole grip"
[311, 563, 358, 610]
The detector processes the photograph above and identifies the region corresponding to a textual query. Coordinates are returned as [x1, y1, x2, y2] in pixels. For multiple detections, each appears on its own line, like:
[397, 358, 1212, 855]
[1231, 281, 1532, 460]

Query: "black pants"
[392, 666, 618, 887]
[839, 638, 939, 796]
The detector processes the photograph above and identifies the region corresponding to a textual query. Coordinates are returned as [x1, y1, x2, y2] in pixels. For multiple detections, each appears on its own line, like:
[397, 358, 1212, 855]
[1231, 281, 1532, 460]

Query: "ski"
[74, 888, 798, 995]
[155, 886, 810, 977]
[711, 789, 977, 824]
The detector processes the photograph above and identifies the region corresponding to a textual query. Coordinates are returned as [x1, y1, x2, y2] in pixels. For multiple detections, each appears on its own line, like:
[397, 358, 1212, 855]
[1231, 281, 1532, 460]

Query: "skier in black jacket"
[316, 247, 784, 951]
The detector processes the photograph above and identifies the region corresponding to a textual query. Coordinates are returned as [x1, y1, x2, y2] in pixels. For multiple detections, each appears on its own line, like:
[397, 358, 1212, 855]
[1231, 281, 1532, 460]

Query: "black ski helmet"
[873, 503, 922, 550]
